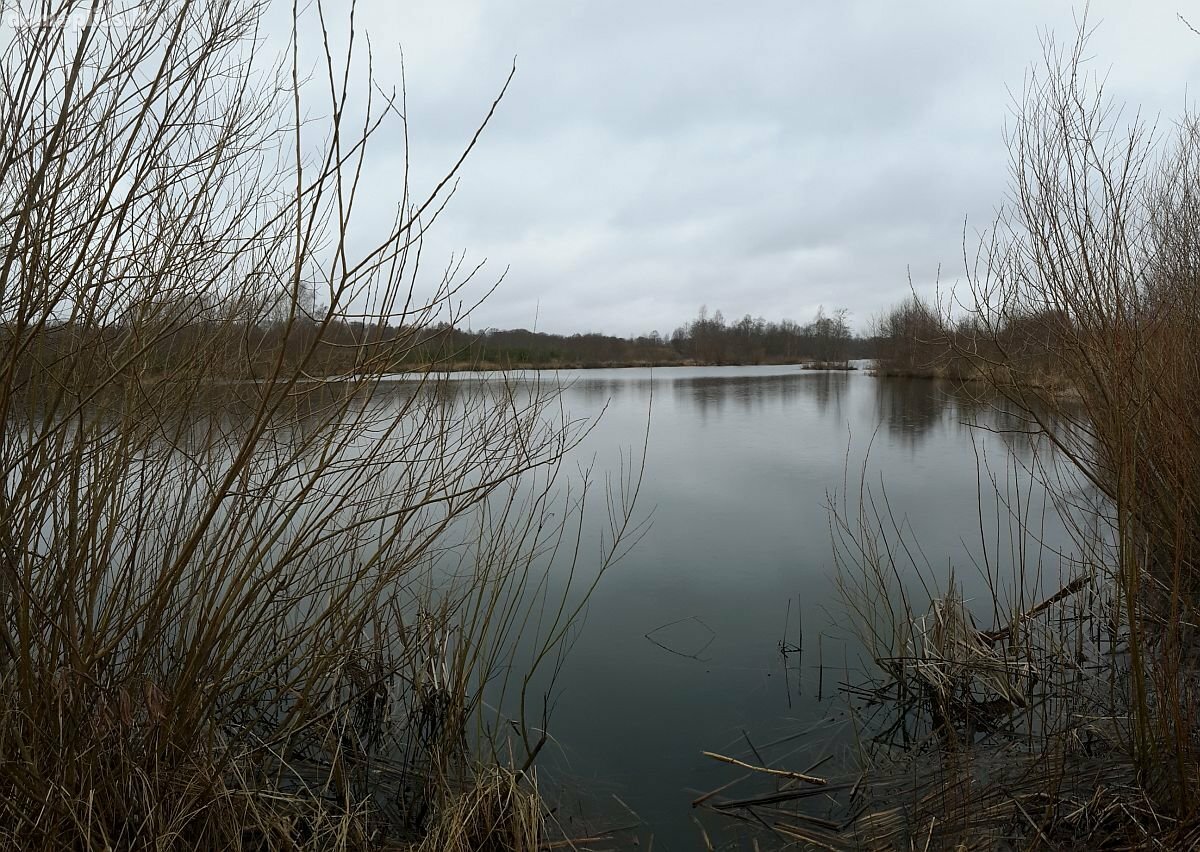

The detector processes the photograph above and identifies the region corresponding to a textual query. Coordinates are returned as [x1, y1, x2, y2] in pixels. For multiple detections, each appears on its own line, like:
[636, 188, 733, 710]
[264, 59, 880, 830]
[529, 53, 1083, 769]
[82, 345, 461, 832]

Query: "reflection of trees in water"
[809, 371, 846, 421]
[954, 390, 1091, 470]
[871, 380, 1089, 459]
[113, 376, 585, 467]
[415, 371, 856, 422]
[874, 379, 951, 447]
[666, 372, 850, 419]
[559, 377, 630, 406]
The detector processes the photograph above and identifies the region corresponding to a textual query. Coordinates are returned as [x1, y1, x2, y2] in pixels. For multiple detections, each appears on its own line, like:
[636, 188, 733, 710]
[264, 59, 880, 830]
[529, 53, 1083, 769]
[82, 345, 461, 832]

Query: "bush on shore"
[0, 3, 642, 848]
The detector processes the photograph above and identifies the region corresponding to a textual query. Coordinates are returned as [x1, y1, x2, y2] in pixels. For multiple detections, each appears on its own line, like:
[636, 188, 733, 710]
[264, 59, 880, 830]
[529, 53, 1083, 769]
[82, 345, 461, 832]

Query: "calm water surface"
[513, 364, 1081, 848]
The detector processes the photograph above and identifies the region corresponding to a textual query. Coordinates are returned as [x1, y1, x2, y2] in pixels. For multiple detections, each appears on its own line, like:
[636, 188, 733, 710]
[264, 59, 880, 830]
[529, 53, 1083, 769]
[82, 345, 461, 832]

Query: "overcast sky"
[326, 2, 1200, 336]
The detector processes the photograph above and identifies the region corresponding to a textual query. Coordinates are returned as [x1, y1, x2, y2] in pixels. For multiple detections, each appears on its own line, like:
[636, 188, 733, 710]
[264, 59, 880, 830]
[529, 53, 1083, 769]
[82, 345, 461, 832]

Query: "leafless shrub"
[847, 21, 1200, 844]
[711, 20, 1200, 849]
[0, 2, 643, 848]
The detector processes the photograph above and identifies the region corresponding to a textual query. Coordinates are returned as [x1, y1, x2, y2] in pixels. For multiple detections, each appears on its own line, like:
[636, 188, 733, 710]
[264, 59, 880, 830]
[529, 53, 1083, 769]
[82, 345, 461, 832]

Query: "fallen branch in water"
[978, 574, 1091, 644]
[701, 751, 827, 785]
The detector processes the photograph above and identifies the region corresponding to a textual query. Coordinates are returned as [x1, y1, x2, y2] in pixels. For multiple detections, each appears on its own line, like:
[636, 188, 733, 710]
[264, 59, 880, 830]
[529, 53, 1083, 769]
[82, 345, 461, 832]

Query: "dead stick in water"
[979, 575, 1090, 643]
[817, 632, 824, 700]
[692, 771, 751, 808]
[701, 751, 828, 785]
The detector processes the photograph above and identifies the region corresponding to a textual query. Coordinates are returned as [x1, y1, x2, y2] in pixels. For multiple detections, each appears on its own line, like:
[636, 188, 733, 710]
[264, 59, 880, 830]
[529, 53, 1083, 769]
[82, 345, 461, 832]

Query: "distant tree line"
[18, 293, 1029, 383]
[8, 301, 886, 384]
[667, 305, 872, 366]
[429, 304, 875, 369]
[230, 303, 878, 373]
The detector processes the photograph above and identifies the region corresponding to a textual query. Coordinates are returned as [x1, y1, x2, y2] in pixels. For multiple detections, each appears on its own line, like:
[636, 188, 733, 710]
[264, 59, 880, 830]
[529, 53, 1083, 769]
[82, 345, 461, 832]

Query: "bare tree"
[805, 305, 851, 366]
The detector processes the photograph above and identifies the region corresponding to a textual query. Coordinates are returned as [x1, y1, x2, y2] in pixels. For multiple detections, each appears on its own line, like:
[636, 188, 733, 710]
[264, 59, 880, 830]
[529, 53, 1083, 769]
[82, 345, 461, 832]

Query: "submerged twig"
[700, 752, 827, 786]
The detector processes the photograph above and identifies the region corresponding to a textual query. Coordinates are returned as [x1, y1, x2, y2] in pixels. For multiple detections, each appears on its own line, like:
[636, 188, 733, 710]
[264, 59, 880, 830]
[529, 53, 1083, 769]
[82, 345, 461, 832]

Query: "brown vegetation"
[708, 23, 1200, 850]
[0, 2, 645, 849]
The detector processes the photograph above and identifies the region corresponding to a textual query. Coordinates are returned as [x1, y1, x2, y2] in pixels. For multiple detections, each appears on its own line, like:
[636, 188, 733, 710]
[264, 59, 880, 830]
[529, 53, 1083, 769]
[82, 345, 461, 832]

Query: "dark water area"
[506, 364, 1085, 848]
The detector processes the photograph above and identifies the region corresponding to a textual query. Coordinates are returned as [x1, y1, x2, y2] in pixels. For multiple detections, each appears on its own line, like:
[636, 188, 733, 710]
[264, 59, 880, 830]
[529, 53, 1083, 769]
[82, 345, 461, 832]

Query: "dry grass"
[414, 768, 544, 852]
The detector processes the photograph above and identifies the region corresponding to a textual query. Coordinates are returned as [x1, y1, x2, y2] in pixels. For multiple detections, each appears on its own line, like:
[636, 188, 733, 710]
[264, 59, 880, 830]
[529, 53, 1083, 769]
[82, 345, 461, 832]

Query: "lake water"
[508, 364, 1085, 848]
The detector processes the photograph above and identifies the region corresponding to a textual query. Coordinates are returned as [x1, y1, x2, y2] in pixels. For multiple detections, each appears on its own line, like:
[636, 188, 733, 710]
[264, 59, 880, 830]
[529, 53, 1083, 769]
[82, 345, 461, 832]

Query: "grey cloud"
[313, 0, 1200, 335]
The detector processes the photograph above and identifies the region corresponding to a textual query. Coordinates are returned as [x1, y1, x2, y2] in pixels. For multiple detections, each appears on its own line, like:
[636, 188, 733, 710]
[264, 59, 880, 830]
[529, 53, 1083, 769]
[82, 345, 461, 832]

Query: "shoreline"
[868, 364, 1083, 400]
[380, 358, 863, 374]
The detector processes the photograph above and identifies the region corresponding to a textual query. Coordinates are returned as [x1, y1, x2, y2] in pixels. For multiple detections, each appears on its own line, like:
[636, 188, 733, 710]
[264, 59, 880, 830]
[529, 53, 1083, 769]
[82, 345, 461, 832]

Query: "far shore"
[373, 358, 864, 374]
[868, 364, 1082, 400]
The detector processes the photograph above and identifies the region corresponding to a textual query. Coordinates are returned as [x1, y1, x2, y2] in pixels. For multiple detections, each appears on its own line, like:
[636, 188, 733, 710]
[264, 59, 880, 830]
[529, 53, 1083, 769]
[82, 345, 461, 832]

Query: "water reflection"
[872, 377, 948, 446]
[669, 372, 832, 418]
[530, 370, 1078, 456]
[809, 370, 846, 420]
[517, 365, 1092, 848]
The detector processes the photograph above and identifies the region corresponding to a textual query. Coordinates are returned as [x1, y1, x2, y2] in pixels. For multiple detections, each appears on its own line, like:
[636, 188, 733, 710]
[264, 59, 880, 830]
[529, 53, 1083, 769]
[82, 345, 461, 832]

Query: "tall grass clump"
[0, 2, 640, 848]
